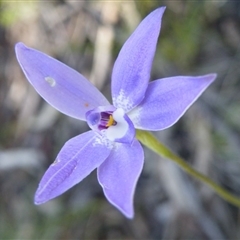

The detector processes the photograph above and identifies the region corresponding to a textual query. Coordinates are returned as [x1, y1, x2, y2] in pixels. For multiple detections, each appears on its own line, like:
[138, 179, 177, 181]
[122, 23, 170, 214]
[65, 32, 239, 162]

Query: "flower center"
[85, 106, 117, 131]
[86, 106, 135, 144]
[106, 115, 115, 127]
[99, 112, 117, 130]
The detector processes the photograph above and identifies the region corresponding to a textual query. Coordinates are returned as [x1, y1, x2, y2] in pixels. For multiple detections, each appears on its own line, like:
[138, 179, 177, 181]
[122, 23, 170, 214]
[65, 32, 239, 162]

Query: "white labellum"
[106, 108, 128, 141]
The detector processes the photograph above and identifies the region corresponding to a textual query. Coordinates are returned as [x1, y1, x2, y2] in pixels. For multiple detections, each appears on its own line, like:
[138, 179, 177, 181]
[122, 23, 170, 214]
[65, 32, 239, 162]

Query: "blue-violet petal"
[15, 43, 110, 121]
[111, 7, 166, 112]
[97, 139, 144, 218]
[35, 131, 113, 204]
[129, 74, 217, 130]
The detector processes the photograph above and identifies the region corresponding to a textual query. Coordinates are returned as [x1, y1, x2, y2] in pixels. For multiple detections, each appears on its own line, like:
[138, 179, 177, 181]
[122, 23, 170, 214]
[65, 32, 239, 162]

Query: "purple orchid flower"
[15, 7, 216, 218]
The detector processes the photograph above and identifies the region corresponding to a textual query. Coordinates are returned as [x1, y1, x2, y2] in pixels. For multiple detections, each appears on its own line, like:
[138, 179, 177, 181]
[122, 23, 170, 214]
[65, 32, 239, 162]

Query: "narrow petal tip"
[34, 190, 51, 205]
[15, 42, 27, 54]
[155, 6, 166, 14]
[34, 195, 45, 205]
[147, 6, 166, 24]
[204, 73, 217, 83]
[197, 73, 217, 88]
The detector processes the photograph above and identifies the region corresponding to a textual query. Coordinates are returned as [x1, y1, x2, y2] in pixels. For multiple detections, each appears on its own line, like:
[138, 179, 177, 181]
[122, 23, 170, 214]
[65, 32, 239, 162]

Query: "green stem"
[136, 129, 240, 208]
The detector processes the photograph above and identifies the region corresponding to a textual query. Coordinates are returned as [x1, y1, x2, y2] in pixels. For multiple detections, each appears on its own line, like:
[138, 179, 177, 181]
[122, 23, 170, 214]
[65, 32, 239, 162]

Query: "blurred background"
[1, 0, 240, 239]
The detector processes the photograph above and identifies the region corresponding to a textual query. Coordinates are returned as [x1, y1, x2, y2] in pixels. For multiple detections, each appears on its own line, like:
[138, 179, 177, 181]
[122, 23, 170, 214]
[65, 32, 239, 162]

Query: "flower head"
[15, 7, 216, 218]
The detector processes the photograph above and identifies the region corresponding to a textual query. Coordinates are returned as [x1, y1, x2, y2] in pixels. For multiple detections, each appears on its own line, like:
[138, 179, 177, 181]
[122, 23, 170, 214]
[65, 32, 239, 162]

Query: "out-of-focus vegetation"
[1, 0, 240, 239]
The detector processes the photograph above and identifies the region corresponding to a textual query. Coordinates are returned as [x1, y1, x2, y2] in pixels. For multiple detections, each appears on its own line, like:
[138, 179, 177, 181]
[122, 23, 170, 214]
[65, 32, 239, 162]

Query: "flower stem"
[136, 129, 240, 208]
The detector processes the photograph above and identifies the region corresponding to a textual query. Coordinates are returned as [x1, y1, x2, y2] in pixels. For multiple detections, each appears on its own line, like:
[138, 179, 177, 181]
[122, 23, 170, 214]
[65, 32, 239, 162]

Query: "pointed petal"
[15, 43, 109, 120]
[35, 131, 113, 204]
[97, 140, 144, 218]
[129, 74, 216, 130]
[111, 7, 166, 112]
